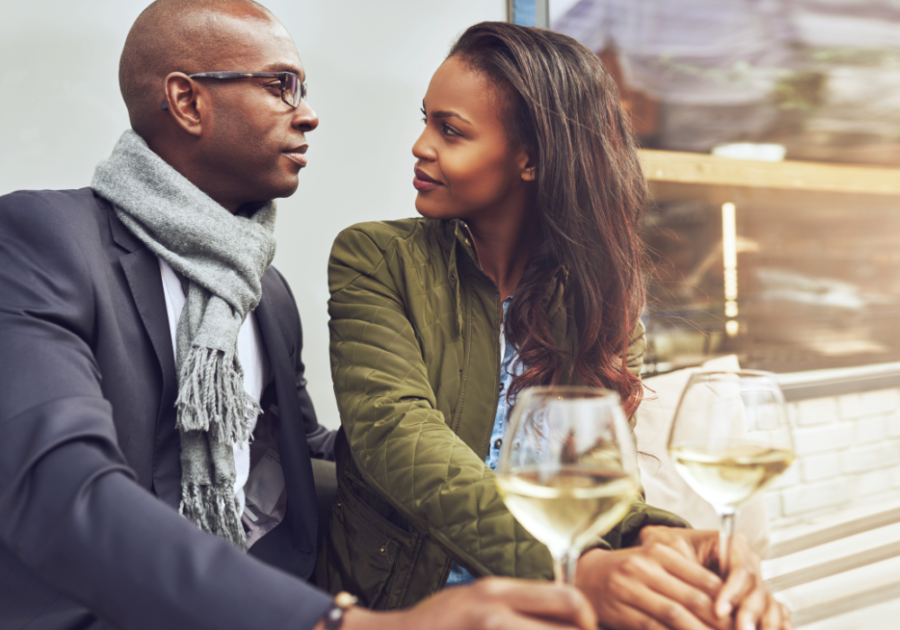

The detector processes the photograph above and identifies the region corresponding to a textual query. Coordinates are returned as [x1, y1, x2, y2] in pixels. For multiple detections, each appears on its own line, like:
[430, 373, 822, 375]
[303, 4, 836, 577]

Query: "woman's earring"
[160, 101, 169, 110]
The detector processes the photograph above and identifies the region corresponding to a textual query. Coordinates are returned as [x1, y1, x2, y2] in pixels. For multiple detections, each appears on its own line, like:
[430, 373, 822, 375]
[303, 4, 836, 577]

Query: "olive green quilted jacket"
[315, 218, 687, 609]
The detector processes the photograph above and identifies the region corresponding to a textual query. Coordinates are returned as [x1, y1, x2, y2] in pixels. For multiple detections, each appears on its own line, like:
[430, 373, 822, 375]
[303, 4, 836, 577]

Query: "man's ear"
[162, 72, 204, 137]
[518, 145, 537, 182]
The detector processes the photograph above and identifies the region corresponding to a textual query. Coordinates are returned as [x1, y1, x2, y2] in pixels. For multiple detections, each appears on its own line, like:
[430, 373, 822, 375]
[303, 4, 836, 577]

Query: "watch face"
[323, 592, 357, 630]
[323, 606, 344, 630]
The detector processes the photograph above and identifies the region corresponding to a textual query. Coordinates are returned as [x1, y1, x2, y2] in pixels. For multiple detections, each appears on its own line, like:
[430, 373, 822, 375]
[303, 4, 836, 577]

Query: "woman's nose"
[411, 128, 435, 160]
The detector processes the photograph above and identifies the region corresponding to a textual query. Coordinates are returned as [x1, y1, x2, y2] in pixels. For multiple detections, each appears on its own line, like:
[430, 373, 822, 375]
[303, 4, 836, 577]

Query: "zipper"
[460, 224, 507, 461]
[460, 221, 483, 271]
[456, 222, 504, 461]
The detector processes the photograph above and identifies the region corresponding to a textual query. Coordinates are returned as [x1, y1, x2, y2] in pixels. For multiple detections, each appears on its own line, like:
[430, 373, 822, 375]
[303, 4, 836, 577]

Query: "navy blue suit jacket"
[0, 188, 334, 630]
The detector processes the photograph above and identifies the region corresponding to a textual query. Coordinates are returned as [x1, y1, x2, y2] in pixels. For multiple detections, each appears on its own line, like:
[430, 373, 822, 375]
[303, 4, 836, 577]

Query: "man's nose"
[292, 99, 318, 132]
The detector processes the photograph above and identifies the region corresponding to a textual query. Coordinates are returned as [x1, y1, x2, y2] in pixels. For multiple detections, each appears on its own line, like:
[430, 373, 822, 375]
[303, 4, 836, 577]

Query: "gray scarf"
[92, 130, 276, 547]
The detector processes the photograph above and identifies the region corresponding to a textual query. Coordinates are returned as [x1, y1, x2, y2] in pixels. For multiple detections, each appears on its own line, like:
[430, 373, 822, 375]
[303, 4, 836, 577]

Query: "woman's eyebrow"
[429, 110, 472, 125]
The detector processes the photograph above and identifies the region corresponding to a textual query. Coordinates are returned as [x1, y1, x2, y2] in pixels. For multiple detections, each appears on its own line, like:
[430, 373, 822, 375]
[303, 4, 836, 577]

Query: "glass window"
[553, 0, 900, 374]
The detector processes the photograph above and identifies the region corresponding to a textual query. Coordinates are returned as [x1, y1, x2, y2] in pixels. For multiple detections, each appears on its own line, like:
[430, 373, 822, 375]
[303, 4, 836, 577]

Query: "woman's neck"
[466, 208, 535, 303]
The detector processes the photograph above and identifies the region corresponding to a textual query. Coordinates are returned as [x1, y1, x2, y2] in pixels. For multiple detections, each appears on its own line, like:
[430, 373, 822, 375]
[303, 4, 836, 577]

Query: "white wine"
[496, 468, 638, 557]
[670, 445, 794, 511]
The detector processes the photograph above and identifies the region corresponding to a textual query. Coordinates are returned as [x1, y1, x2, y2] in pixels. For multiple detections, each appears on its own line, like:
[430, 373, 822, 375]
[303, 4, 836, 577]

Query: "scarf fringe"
[179, 481, 246, 549]
[175, 347, 262, 444]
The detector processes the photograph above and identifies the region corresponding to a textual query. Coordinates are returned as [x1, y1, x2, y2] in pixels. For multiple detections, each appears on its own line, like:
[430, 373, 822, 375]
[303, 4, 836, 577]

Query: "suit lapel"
[255, 295, 318, 555]
[108, 206, 181, 505]
[119, 250, 176, 384]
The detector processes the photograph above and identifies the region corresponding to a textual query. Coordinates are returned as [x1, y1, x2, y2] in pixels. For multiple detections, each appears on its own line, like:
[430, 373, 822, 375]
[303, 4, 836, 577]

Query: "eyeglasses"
[187, 71, 308, 108]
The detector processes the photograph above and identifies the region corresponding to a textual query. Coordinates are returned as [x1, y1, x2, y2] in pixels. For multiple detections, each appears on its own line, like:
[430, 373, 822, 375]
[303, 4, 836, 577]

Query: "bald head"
[119, 0, 283, 138]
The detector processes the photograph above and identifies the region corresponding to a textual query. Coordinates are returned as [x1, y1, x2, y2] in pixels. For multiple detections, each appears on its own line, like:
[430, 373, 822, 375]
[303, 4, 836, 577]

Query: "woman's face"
[412, 56, 533, 222]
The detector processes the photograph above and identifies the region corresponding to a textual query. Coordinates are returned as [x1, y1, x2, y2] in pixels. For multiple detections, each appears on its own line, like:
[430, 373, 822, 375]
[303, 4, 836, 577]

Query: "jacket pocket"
[321, 476, 415, 609]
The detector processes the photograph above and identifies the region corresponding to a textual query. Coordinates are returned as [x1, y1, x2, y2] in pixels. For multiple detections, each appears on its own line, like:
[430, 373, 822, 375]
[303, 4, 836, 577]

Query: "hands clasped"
[577, 526, 791, 630]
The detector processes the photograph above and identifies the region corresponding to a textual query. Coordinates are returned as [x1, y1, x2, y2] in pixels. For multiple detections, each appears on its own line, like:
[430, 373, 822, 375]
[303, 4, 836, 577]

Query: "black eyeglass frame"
[186, 71, 307, 108]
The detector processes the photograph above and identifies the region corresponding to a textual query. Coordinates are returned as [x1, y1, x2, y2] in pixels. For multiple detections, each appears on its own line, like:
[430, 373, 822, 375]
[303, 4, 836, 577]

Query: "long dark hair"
[449, 22, 647, 416]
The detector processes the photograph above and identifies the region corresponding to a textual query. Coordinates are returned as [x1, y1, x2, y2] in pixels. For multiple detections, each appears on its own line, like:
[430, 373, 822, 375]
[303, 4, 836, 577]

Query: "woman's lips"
[413, 167, 442, 192]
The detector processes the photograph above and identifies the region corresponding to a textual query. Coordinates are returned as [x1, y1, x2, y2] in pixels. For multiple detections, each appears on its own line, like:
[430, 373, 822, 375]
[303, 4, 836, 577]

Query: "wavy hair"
[448, 22, 647, 416]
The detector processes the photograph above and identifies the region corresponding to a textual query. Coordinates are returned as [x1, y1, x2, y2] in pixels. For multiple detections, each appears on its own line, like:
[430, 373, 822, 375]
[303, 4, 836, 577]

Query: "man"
[0, 1, 597, 629]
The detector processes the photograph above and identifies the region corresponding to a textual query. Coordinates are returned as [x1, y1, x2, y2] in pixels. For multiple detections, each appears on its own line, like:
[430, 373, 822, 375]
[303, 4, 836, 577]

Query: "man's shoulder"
[261, 265, 300, 316]
[0, 188, 121, 285]
[0, 187, 105, 209]
[260, 265, 305, 349]
[0, 187, 111, 230]
[262, 265, 293, 302]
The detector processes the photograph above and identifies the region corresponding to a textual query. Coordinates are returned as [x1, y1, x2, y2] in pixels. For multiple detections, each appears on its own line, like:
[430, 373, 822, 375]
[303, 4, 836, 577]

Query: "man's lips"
[283, 145, 308, 168]
[413, 167, 442, 192]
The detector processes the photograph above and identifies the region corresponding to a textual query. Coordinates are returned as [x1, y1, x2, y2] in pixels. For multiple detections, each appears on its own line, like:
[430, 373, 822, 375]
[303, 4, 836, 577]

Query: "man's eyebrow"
[429, 110, 472, 125]
[261, 63, 304, 77]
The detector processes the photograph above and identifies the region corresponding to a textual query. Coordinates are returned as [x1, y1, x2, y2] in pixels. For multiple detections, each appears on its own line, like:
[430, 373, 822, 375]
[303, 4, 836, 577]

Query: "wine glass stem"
[555, 549, 578, 585]
[718, 511, 736, 577]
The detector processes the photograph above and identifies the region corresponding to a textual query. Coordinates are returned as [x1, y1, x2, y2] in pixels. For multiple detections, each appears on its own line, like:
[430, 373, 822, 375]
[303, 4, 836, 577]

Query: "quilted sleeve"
[603, 494, 690, 549]
[328, 227, 554, 580]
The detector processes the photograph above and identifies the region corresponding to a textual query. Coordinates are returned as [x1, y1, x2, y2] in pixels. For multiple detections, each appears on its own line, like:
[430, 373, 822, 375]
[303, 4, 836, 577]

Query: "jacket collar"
[101, 193, 145, 254]
[442, 220, 473, 335]
[438, 218, 570, 329]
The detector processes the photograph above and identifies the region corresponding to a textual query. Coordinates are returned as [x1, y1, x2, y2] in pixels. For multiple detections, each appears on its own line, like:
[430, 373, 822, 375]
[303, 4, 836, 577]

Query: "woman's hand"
[638, 526, 792, 630]
[575, 542, 727, 630]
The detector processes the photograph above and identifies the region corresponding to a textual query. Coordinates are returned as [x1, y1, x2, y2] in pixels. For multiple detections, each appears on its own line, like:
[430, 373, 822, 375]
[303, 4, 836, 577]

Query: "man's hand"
[575, 541, 726, 630]
[333, 577, 598, 630]
[640, 527, 792, 630]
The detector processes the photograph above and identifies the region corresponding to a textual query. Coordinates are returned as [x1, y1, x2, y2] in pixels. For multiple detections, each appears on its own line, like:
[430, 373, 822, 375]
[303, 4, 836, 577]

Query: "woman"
[318, 22, 787, 630]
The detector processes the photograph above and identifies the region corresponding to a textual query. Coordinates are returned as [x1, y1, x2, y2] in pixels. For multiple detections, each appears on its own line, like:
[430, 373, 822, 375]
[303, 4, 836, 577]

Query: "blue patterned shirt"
[446, 296, 521, 586]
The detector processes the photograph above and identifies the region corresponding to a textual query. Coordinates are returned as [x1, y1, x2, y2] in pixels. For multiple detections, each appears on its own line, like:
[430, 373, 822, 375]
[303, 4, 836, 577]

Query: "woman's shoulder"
[335, 217, 435, 247]
[332, 217, 449, 259]
[329, 217, 449, 281]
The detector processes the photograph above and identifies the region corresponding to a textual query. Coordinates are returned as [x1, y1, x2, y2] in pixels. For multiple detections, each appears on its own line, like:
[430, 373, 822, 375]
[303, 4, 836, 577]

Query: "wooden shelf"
[637, 149, 900, 210]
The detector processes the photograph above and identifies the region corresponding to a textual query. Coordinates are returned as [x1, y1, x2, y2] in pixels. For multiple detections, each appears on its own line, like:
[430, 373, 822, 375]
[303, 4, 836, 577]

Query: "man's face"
[198, 15, 318, 208]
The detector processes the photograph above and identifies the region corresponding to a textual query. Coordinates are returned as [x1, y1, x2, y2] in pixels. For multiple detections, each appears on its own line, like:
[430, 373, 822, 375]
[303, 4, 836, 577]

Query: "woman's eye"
[441, 123, 460, 137]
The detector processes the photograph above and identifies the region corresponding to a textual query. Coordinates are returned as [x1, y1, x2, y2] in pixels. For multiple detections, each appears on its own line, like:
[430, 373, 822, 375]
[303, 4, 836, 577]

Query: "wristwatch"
[321, 591, 358, 630]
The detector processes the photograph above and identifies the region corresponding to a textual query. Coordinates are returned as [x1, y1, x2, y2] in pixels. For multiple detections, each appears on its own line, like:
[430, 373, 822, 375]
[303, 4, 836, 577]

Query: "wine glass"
[667, 370, 794, 576]
[495, 386, 640, 585]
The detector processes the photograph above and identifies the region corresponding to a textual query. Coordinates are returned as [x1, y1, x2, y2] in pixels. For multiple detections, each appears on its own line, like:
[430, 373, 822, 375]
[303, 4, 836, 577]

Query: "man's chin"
[276, 183, 300, 200]
[264, 176, 301, 201]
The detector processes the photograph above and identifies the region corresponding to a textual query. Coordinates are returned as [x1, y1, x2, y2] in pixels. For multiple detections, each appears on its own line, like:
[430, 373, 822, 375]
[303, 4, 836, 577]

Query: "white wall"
[765, 388, 900, 528]
[0, 0, 507, 428]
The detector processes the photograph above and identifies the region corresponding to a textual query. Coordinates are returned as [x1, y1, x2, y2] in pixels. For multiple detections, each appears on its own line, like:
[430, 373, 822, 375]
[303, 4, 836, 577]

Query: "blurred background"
[553, 0, 900, 376]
